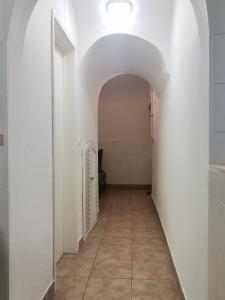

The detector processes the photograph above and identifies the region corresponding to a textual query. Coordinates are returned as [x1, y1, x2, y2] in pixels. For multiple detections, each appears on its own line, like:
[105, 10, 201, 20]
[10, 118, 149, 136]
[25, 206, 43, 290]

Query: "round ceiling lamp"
[106, 0, 133, 19]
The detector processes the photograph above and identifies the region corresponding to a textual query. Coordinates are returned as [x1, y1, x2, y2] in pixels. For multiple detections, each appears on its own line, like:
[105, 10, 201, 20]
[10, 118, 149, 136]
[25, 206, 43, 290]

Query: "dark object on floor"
[146, 185, 152, 196]
[98, 149, 106, 194]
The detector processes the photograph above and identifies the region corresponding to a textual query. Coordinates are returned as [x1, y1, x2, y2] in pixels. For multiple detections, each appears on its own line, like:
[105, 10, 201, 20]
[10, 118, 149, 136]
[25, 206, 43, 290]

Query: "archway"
[98, 74, 153, 190]
[77, 33, 168, 146]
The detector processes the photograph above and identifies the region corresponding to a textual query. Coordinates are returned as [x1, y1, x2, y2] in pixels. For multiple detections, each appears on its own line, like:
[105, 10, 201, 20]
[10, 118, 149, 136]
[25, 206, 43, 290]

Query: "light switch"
[0, 134, 4, 146]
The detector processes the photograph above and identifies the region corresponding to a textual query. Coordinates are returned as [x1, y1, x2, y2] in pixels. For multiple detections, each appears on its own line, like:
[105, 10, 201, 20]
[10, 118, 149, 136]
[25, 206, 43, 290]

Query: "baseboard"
[107, 184, 152, 190]
[42, 281, 55, 300]
[152, 196, 186, 300]
[151, 194, 157, 206]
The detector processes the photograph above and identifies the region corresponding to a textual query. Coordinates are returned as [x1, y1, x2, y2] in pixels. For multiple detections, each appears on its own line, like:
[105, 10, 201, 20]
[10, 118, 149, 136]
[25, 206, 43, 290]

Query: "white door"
[54, 45, 65, 263]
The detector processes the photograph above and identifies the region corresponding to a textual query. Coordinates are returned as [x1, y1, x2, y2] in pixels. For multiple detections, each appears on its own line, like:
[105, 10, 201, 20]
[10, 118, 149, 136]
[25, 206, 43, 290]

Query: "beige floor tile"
[131, 208, 155, 213]
[132, 241, 167, 256]
[132, 236, 164, 247]
[89, 226, 105, 237]
[109, 213, 131, 219]
[106, 223, 131, 230]
[131, 217, 161, 226]
[111, 204, 131, 209]
[98, 217, 110, 226]
[57, 256, 94, 277]
[111, 200, 131, 205]
[87, 233, 103, 242]
[107, 216, 131, 223]
[110, 207, 130, 211]
[106, 220, 131, 227]
[131, 211, 155, 217]
[77, 240, 100, 258]
[111, 200, 131, 206]
[55, 190, 179, 299]
[133, 246, 169, 259]
[109, 212, 131, 218]
[83, 278, 131, 300]
[105, 226, 131, 239]
[105, 232, 131, 239]
[91, 257, 131, 279]
[132, 279, 181, 300]
[53, 277, 88, 300]
[132, 257, 175, 281]
[132, 231, 164, 242]
[132, 211, 155, 216]
[97, 243, 131, 259]
[132, 222, 162, 231]
[101, 236, 131, 247]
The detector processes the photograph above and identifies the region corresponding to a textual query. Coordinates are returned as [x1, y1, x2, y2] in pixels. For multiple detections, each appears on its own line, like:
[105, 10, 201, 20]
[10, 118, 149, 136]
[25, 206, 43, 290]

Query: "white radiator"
[82, 141, 99, 240]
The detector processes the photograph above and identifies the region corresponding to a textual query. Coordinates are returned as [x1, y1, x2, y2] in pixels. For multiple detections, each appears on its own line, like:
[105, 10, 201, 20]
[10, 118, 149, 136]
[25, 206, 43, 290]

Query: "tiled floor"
[54, 189, 182, 300]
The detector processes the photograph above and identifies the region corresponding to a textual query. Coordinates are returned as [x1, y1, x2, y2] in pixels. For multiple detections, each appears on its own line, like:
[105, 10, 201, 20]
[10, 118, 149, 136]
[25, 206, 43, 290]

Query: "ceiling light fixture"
[106, 0, 133, 19]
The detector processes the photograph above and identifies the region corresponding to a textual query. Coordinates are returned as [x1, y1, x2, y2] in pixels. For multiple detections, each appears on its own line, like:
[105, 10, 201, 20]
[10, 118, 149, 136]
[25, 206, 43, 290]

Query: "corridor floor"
[54, 189, 182, 300]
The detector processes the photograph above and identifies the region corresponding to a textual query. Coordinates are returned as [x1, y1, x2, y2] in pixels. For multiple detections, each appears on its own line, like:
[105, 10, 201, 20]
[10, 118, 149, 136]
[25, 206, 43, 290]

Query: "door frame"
[51, 10, 76, 277]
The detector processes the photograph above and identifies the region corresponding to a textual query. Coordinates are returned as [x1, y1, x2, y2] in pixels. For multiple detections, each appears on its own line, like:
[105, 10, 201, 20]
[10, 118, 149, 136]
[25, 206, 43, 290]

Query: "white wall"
[6, 1, 80, 300]
[209, 166, 225, 300]
[0, 1, 8, 299]
[98, 74, 152, 185]
[152, 0, 209, 299]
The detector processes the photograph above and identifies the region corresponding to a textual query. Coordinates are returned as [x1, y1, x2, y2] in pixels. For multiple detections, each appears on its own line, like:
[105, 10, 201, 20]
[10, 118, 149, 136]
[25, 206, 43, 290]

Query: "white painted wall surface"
[209, 166, 225, 300]
[152, 0, 209, 299]
[0, 1, 8, 299]
[6, 1, 79, 300]
[98, 75, 152, 185]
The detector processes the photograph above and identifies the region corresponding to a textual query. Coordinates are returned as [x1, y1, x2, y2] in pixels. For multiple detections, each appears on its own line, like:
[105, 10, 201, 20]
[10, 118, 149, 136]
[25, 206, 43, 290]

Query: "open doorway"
[98, 74, 152, 192]
[52, 13, 77, 265]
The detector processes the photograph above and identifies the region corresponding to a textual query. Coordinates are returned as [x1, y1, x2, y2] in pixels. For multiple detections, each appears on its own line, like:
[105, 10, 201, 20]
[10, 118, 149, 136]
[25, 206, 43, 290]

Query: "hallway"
[55, 189, 182, 299]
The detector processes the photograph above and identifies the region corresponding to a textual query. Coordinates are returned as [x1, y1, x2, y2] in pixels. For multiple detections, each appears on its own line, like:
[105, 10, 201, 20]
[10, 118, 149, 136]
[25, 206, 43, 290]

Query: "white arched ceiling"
[80, 33, 169, 99]
[73, 0, 176, 65]
[6, 0, 209, 94]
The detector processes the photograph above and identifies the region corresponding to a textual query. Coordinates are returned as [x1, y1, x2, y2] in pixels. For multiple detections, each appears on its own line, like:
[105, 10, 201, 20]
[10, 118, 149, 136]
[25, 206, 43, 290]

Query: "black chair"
[98, 149, 106, 194]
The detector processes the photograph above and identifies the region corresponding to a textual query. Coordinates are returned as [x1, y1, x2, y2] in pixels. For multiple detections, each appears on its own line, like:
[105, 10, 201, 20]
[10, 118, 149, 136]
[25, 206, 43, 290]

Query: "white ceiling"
[73, 0, 176, 63]
[80, 33, 169, 95]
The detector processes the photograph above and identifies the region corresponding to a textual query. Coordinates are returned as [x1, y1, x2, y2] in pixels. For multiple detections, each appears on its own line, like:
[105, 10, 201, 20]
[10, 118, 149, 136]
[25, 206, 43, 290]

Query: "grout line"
[90, 276, 132, 280]
[81, 234, 104, 300]
[81, 193, 113, 299]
